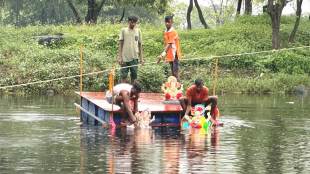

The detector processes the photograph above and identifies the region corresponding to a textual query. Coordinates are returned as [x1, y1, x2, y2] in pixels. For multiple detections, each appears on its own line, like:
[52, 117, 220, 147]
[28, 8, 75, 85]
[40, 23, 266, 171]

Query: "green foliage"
[0, 0, 173, 26]
[264, 51, 310, 74]
[138, 65, 166, 92]
[0, 15, 309, 95]
[216, 73, 310, 94]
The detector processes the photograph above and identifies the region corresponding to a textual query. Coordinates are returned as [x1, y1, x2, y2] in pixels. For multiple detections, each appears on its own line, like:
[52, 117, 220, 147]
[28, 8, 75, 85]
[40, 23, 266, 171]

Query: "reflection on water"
[0, 94, 310, 173]
[79, 126, 223, 174]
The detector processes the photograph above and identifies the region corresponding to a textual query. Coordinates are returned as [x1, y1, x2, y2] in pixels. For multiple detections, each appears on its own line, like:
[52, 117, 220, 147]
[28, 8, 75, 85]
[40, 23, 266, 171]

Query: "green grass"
[0, 15, 309, 95]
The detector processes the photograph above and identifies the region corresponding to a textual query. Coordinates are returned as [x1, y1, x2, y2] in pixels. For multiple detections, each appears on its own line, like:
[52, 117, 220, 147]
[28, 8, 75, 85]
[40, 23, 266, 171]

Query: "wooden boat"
[75, 92, 183, 127]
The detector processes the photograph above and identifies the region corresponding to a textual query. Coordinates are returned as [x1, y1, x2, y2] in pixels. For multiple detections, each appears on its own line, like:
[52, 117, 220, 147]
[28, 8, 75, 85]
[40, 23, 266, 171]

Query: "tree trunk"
[288, 0, 303, 43]
[66, 0, 82, 23]
[219, 0, 224, 24]
[244, 0, 252, 15]
[267, 0, 287, 49]
[210, 0, 221, 25]
[85, 0, 95, 23]
[40, 4, 47, 24]
[0, 0, 4, 7]
[187, 0, 193, 30]
[236, 0, 242, 15]
[193, 0, 209, 28]
[94, 0, 105, 22]
[15, 0, 21, 26]
[271, 15, 281, 49]
[119, 7, 125, 23]
[85, 0, 106, 24]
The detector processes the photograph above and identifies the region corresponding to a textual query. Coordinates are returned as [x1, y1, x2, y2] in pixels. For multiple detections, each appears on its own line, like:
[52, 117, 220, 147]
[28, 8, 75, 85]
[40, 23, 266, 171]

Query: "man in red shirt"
[180, 79, 219, 124]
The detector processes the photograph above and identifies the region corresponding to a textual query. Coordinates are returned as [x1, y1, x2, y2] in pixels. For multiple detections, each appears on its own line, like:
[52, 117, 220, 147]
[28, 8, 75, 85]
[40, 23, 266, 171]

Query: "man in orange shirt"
[179, 79, 220, 125]
[157, 15, 182, 80]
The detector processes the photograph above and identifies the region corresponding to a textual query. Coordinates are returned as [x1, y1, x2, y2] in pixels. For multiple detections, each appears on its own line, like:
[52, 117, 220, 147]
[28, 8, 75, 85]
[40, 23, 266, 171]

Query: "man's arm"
[133, 97, 138, 114]
[157, 43, 172, 63]
[138, 30, 144, 64]
[120, 91, 136, 122]
[118, 40, 124, 65]
[184, 97, 192, 116]
[130, 92, 139, 114]
[138, 42, 144, 65]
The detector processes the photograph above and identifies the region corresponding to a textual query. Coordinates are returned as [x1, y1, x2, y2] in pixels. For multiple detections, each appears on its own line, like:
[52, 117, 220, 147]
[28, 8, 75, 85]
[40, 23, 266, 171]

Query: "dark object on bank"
[37, 33, 64, 46]
[294, 85, 308, 96]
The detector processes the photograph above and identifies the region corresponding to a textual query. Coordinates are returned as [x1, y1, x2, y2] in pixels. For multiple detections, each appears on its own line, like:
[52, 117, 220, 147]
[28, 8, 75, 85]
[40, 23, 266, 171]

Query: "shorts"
[106, 96, 114, 104]
[106, 91, 115, 104]
[121, 59, 139, 80]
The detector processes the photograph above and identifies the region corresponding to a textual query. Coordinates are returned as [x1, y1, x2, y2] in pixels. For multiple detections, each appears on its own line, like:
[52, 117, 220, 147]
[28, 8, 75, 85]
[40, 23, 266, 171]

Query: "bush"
[138, 65, 166, 92]
[0, 16, 309, 95]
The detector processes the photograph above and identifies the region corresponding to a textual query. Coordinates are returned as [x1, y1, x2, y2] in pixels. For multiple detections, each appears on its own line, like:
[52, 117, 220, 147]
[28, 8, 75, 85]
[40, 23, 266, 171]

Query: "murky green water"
[0, 94, 309, 174]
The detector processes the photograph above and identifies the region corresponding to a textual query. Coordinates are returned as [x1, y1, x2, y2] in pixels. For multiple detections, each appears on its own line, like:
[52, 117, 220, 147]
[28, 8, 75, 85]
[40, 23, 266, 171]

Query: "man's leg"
[169, 61, 174, 77]
[172, 57, 179, 81]
[129, 59, 138, 84]
[114, 95, 137, 124]
[120, 62, 129, 83]
[114, 96, 127, 125]
[114, 96, 130, 126]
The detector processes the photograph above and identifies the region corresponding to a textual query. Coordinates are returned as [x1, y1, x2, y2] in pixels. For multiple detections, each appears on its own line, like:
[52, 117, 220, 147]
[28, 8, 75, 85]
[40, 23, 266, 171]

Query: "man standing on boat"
[179, 79, 220, 126]
[117, 16, 144, 84]
[106, 81, 142, 126]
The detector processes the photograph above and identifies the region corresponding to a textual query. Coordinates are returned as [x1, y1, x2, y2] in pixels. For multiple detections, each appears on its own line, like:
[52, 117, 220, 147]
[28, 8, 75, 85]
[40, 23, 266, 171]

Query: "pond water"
[0, 94, 309, 174]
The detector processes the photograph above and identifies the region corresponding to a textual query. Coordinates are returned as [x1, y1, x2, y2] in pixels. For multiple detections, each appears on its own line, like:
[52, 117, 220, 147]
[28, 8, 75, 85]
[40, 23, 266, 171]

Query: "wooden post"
[79, 45, 83, 95]
[212, 58, 219, 95]
[108, 67, 116, 128]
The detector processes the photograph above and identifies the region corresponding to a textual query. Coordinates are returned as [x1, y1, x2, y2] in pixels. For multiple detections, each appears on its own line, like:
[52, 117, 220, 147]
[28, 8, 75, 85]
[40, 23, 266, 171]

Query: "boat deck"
[77, 92, 183, 113]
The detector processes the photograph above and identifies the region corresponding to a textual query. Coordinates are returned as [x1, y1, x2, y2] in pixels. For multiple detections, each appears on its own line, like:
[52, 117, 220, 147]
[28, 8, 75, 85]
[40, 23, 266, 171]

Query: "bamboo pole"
[212, 58, 218, 95]
[79, 45, 83, 95]
[108, 67, 116, 128]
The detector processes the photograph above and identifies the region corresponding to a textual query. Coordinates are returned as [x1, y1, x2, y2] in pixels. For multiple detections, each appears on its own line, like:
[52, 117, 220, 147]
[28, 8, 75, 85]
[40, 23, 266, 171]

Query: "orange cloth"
[164, 28, 181, 62]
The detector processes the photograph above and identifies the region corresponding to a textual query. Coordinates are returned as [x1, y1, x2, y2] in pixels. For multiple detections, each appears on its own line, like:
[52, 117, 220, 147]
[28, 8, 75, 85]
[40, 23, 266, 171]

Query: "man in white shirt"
[106, 81, 142, 126]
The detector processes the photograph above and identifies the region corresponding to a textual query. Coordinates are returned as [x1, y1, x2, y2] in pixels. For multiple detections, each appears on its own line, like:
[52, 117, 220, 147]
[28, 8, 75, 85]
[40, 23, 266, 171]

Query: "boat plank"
[76, 92, 183, 113]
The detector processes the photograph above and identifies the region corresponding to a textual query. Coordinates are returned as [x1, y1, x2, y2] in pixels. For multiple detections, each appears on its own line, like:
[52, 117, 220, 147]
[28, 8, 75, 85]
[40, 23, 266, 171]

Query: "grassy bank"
[0, 15, 309, 95]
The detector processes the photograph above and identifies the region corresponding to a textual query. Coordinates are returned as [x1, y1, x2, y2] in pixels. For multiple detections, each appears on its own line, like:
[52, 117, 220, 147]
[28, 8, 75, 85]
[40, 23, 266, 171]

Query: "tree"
[0, 0, 4, 7]
[186, 0, 193, 29]
[66, 0, 171, 24]
[236, 0, 252, 15]
[236, 0, 242, 15]
[194, 0, 209, 28]
[66, 0, 82, 23]
[113, 0, 170, 22]
[66, 0, 106, 24]
[210, 0, 225, 25]
[209, 0, 235, 26]
[0, 0, 79, 26]
[288, 0, 303, 43]
[244, 0, 252, 15]
[187, 0, 209, 29]
[85, 0, 106, 23]
[267, 0, 288, 49]
[119, 7, 125, 23]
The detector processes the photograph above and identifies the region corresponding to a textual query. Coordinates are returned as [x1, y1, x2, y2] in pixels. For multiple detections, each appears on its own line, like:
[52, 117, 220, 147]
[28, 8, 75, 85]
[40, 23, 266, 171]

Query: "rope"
[0, 45, 309, 90]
